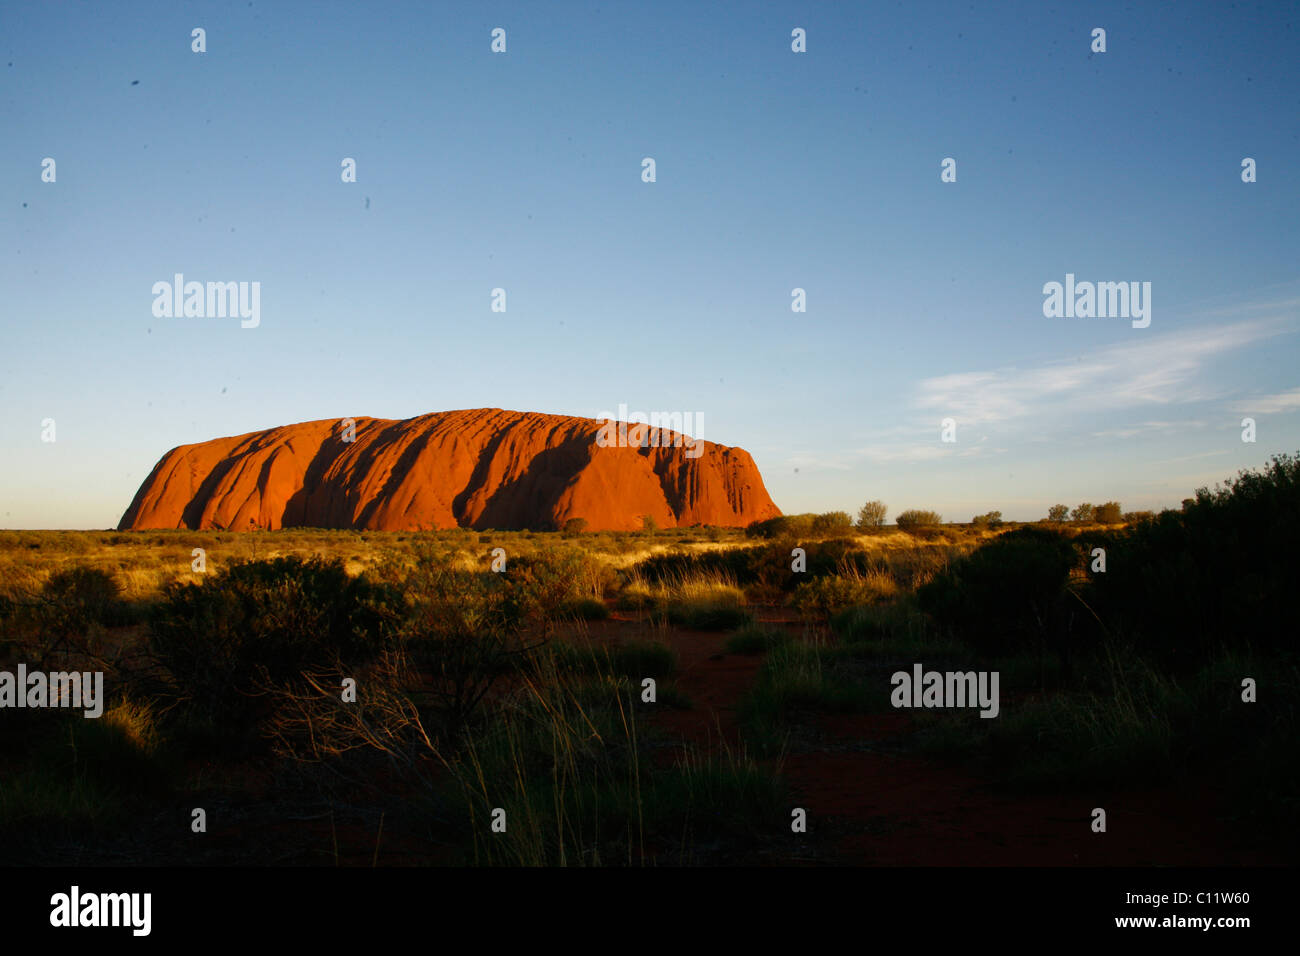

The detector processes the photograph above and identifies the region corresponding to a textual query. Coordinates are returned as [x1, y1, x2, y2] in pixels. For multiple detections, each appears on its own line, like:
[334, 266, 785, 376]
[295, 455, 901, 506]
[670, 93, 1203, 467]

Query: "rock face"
[118, 408, 781, 532]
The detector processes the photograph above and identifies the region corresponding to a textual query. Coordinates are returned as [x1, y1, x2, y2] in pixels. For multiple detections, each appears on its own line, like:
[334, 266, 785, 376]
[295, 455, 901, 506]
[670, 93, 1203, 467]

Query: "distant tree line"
[1046, 502, 1123, 524]
[781, 498, 1150, 535]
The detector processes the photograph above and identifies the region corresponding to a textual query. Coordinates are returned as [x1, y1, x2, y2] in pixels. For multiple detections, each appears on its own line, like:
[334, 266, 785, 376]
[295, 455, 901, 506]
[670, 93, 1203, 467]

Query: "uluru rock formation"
[118, 408, 781, 532]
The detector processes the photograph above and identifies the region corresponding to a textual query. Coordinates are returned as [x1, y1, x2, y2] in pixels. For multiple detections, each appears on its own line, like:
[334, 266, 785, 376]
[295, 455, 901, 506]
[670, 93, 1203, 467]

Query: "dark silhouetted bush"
[41, 566, 127, 628]
[1088, 453, 1300, 666]
[918, 526, 1078, 658]
[148, 556, 402, 744]
[1094, 501, 1122, 523]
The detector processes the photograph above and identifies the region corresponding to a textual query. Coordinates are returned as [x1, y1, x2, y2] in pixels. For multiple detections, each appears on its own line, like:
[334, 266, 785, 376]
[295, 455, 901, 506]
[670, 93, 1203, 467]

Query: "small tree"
[971, 510, 1004, 529]
[1094, 501, 1122, 524]
[1071, 503, 1096, 523]
[641, 514, 658, 534]
[856, 500, 887, 529]
[1047, 504, 1070, 522]
[562, 517, 589, 535]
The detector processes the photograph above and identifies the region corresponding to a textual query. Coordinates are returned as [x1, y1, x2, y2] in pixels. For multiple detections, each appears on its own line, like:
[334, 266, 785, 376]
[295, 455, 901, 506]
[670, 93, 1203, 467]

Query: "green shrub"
[401, 562, 532, 728]
[503, 549, 617, 628]
[895, 510, 942, 533]
[811, 511, 854, 537]
[746, 513, 854, 540]
[746, 514, 813, 539]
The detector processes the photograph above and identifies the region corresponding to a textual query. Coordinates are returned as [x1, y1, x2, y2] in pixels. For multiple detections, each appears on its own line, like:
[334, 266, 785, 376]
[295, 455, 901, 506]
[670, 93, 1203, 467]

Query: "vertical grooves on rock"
[118, 408, 781, 532]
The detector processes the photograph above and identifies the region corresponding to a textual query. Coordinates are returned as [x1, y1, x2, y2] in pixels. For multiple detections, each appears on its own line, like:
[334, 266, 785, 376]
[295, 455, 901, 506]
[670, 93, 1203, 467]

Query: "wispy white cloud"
[1231, 387, 1300, 415]
[853, 444, 987, 464]
[1150, 449, 1230, 465]
[1090, 420, 1208, 440]
[794, 309, 1296, 475]
[915, 319, 1290, 426]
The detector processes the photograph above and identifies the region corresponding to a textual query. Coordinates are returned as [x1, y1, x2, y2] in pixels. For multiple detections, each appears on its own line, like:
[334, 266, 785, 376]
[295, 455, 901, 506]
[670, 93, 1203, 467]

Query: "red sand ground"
[622, 610, 1274, 867]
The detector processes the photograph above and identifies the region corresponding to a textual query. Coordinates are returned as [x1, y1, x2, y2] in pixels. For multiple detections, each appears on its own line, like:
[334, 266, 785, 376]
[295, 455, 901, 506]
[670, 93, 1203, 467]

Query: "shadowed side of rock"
[118, 408, 782, 532]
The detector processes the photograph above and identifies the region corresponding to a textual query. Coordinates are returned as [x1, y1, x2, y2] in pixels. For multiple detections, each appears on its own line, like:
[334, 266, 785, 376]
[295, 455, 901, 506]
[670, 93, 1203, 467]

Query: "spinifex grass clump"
[652, 572, 753, 631]
[549, 639, 677, 681]
[791, 566, 898, 624]
[633, 546, 759, 588]
[439, 648, 782, 865]
[831, 602, 964, 659]
[725, 624, 791, 655]
[0, 698, 175, 854]
[555, 597, 610, 621]
[736, 640, 893, 756]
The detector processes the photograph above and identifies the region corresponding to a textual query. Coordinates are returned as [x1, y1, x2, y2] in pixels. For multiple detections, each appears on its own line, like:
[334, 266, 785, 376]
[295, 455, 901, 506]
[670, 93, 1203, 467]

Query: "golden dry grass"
[0, 528, 751, 603]
[0, 522, 1049, 606]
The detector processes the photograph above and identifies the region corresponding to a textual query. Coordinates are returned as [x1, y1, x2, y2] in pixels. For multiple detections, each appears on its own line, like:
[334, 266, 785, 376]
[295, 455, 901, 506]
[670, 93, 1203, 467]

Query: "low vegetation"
[2, 454, 1295, 862]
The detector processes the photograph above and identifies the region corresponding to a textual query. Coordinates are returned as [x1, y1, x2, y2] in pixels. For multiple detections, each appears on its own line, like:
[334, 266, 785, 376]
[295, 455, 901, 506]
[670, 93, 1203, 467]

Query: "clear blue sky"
[2, 0, 1297, 528]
